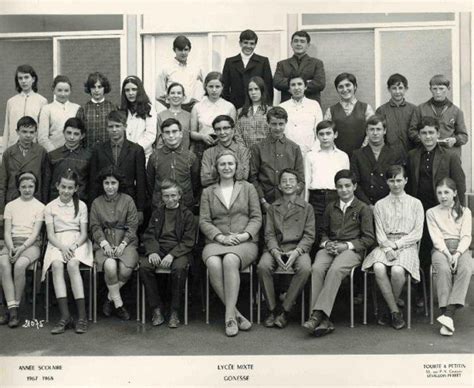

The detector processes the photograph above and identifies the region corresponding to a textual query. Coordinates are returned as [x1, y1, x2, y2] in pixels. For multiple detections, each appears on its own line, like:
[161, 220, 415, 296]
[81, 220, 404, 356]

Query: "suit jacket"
[222, 53, 273, 109]
[406, 145, 466, 205]
[273, 54, 325, 103]
[265, 196, 315, 253]
[0, 143, 49, 214]
[142, 204, 196, 259]
[89, 139, 146, 210]
[350, 145, 406, 205]
[199, 180, 262, 244]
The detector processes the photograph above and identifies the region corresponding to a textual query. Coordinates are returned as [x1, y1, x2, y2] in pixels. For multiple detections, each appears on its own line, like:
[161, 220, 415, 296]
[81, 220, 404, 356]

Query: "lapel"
[231, 55, 245, 75]
[432, 146, 442, 181]
[377, 145, 391, 166]
[11, 144, 42, 170]
[103, 142, 115, 165]
[245, 54, 260, 72]
[411, 147, 422, 189]
[116, 140, 131, 168]
[362, 145, 376, 166]
[211, 183, 227, 208]
[289, 56, 300, 71]
[228, 181, 243, 209]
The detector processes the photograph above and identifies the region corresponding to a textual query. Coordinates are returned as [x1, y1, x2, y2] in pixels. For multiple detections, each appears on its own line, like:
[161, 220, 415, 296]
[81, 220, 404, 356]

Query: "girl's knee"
[391, 266, 406, 280]
[373, 263, 386, 276]
[222, 254, 240, 270]
[67, 259, 80, 273]
[51, 260, 64, 272]
[14, 257, 30, 272]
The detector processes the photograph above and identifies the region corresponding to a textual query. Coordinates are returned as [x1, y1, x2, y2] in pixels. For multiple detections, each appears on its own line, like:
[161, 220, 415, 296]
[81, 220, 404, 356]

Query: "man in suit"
[222, 29, 274, 109]
[273, 30, 326, 104]
[89, 110, 146, 225]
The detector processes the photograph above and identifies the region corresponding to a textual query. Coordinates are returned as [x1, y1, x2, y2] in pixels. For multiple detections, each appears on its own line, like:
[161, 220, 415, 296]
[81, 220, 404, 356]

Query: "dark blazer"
[350, 145, 406, 205]
[406, 145, 466, 205]
[142, 204, 196, 259]
[89, 139, 146, 211]
[222, 53, 274, 109]
[273, 54, 325, 103]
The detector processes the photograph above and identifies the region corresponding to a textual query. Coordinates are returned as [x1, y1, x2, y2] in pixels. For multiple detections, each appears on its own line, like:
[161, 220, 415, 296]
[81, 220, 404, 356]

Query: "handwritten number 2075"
[22, 319, 44, 329]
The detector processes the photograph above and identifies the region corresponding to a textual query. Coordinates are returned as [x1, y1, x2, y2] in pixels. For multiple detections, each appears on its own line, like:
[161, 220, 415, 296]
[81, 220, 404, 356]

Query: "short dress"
[41, 198, 93, 281]
[1, 197, 44, 263]
[362, 193, 424, 281]
[90, 193, 139, 271]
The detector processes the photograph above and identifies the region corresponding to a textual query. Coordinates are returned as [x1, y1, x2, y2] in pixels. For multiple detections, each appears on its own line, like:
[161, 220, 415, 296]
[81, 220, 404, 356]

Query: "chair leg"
[205, 268, 209, 324]
[301, 288, 305, 326]
[249, 266, 253, 323]
[363, 271, 367, 325]
[257, 280, 261, 325]
[88, 268, 93, 321]
[184, 274, 188, 325]
[407, 273, 411, 329]
[350, 267, 355, 328]
[45, 271, 49, 323]
[32, 263, 37, 321]
[371, 274, 378, 317]
[136, 271, 140, 322]
[420, 268, 428, 317]
[93, 264, 97, 323]
[141, 284, 146, 324]
[430, 266, 434, 325]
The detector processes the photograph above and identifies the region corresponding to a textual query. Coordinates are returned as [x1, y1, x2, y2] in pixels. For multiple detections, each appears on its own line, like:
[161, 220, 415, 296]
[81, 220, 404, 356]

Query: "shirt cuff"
[346, 242, 355, 251]
[99, 240, 109, 248]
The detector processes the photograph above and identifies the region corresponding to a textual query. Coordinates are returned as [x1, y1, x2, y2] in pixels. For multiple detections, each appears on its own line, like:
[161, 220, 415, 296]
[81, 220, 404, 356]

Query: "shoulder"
[37, 94, 48, 104]
[31, 197, 46, 210]
[252, 54, 268, 63]
[78, 200, 88, 211]
[354, 197, 371, 212]
[462, 207, 472, 218]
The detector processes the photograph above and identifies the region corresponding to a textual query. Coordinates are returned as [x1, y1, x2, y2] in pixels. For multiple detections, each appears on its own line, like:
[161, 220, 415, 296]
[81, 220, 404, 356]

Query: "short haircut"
[334, 72, 357, 89]
[15, 64, 39, 93]
[215, 149, 239, 179]
[84, 72, 111, 94]
[291, 30, 311, 43]
[279, 168, 299, 184]
[204, 71, 224, 90]
[160, 117, 182, 131]
[161, 179, 183, 195]
[15, 171, 38, 191]
[212, 115, 234, 129]
[266, 106, 288, 123]
[107, 110, 127, 126]
[239, 29, 258, 43]
[173, 35, 191, 50]
[385, 164, 407, 180]
[316, 120, 335, 134]
[418, 116, 440, 132]
[429, 74, 450, 88]
[16, 116, 37, 131]
[167, 82, 186, 96]
[52, 75, 72, 90]
[63, 117, 86, 135]
[334, 169, 357, 185]
[366, 114, 386, 129]
[387, 73, 408, 88]
[97, 166, 125, 194]
[287, 72, 305, 88]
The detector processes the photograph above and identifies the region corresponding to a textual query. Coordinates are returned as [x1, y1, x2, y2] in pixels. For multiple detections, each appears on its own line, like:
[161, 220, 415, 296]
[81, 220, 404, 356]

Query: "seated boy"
[375, 73, 416, 154]
[139, 180, 196, 328]
[257, 168, 315, 328]
[0, 116, 48, 218]
[45, 117, 91, 204]
[305, 120, 349, 246]
[303, 169, 374, 336]
[409, 74, 468, 156]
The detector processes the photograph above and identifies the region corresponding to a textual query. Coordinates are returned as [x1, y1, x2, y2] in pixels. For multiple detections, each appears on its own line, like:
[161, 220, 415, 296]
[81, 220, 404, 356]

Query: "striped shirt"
[234, 105, 270, 148]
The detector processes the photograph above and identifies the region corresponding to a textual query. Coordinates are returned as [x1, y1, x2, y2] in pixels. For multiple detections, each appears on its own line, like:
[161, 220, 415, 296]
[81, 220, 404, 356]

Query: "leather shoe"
[8, 315, 20, 328]
[152, 308, 165, 326]
[51, 317, 73, 334]
[391, 311, 405, 330]
[236, 315, 252, 331]
[263, 312, 276, 328]
[303, 311, 322, 333]
[115, 306, 130, 321]
[0, 306, 9, 325]
[75, 319, 88, 334]
[274, 311, 288, 329]
[313, 319, 334, 337]
[102, 300, 114, 317]
[225, 318, 239, 337]
[168, 310, 180, 328]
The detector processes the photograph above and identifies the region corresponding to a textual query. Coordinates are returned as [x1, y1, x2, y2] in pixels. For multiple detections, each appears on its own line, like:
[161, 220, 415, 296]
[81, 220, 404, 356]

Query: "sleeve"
[305, 59, 326, 95]
[138, 107, 158, 154]
[304, 153, 313, 201]
[199, 188, 224, 241]
[373, 203, 389, 246]
[37, 106, 55, 152]
[394, 200, 424, 249]
[0, 152, 8, 214]
[35, 204, 45, 222]
[229, 104, 237, 122]
[89, 199, 107, 245]
[450, 154, 466, 206]
[262, 57, 274, 104]
[319, 204, 332, 245]
[146, 153, 156, 202]
[349, 204, 375, 252]
[221, 59, 231, 102]
[350, 153, 371, 205]
[234, 116, 245, 145]
[134, 146, 147, 211]
[249, 144, 265, 200]
[189, 151, 200, 201]
[426, 209, 449, 253]
[408, 106, 422, 145]
[169, 209, 197, 258]
[294, 146, 305, 187]
[457, 208, 472, 254]
[236, 145, 250, 181]
[453, 108, 469, 146]
[79, 201, 88, 224]
[2, 99, 11, 152]
[200, 149, 218, 188]
[3, 202, 12, 220]
[156, 67, 168, 100]
[123, 197, 139, 244]
[44, 203, 54, 224]
[243, 183, 263, 240]
[297, 205, 316, 253]
[264, 207, 279, 252]
[142, 212, 161, 255]
[40, 150, 50, 204]
[273, 61, 288, 93]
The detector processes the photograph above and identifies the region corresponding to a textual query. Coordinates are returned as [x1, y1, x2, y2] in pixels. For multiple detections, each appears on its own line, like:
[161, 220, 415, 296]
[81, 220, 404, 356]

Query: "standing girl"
[427, 178, 472, 336]
[0, 172, 44, 328]
[38, 75, 80, 152]
[190, 72, 236, 161]
[120, 76, 157, 162]
[90, 167, 139, 320]
[42, 170, 93, 334]
[3, 64, 47, 150]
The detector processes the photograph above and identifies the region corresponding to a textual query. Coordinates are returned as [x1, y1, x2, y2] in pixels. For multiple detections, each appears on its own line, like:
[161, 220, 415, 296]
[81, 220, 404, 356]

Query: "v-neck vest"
[331, 101, 367, 158]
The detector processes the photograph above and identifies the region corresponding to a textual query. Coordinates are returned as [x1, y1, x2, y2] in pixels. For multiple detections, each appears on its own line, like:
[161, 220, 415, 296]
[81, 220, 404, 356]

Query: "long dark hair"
[238, 76, 270, 119]
[120, 76, 152, 120]
[435, 177, 464, 222]
[57, 169, 80, 217]
[15, 64, 39, 93]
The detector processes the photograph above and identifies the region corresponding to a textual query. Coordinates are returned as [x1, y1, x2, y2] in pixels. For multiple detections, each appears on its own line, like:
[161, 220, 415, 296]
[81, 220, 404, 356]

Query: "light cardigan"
[126, 105, 157, 160]
[426, 204, 472, 254]
[3, 91, 47, 151]
[38, 100, 80, 152]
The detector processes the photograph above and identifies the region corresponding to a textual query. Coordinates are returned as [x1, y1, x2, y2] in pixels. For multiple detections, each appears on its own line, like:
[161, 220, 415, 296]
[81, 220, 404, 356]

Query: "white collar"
[91, 97, 105, 104]
[339, 197, 354, 211]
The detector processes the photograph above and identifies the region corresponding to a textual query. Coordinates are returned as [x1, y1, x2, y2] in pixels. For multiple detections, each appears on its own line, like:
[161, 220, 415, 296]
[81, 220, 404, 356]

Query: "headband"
[18, 172, 37, 183]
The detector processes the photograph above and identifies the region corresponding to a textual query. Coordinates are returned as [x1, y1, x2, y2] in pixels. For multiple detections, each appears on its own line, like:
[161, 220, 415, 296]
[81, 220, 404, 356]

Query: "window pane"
[302, 13, 455, 26]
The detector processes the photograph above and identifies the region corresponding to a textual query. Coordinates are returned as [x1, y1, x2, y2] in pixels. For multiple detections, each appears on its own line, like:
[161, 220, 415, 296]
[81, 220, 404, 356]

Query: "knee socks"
[57, 297, 70, 321]
[75, 298, 86, 321]
[107, 280, 125, 301]
[108, 283, 123, 308]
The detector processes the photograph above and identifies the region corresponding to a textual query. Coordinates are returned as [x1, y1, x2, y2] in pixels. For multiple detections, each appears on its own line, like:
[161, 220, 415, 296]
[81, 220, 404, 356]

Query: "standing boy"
[303, 169, 374, 337]
[375, 73, 416, 154]
[273, 31, 325, 104]
[257, 169, 314, 328]
[140, 180, 196, 328]
[222, 29, 274, 109]
[249, 107, 304, 210]
[279, 74, 323, 156]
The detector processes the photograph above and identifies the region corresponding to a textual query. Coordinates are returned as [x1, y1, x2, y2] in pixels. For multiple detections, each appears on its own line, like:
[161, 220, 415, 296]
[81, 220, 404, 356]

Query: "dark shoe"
[51, 318, 72, 334]
[274, 311, 288, 329]
[152, 308, 165, 326]
[75, 319, 88, 334]
[168, 311, 180, 329]
[0, 306, 9, 325]
[263, 312, 276, 328]
[102, 300, 113, 317]
[303, 311, 322, 333]
[115, 306, 130, 321]
[377, 312, 391, 326]
[391, 311, 405, 330]
[8, 314, 20, 328]
[236, 315, 252, 331]
[313, 319, 334, 337]
[225, 318, 239, 337]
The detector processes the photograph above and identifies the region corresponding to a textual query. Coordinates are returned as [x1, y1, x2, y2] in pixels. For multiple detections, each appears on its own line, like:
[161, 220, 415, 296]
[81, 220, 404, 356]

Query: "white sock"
[108, 283, 123, 308]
